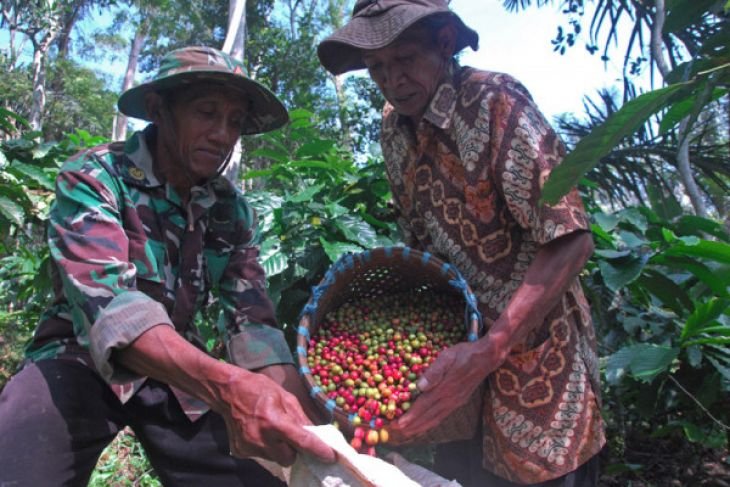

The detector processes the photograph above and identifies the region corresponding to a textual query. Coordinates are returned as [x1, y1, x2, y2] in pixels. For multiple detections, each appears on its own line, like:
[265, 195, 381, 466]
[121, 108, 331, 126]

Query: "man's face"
[362, 35, 447, 123]
[162, 84, 248, 183]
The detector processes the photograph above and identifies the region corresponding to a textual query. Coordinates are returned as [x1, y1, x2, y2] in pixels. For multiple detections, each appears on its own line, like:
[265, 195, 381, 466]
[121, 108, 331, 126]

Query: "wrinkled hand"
[257, 363, 330, 425]
[386, 340, 495, 445]
[218, 366, 335, 466]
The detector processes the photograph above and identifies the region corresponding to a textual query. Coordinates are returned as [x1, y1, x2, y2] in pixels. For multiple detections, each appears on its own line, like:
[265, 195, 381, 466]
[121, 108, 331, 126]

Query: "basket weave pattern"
[297, 246, 484, 444]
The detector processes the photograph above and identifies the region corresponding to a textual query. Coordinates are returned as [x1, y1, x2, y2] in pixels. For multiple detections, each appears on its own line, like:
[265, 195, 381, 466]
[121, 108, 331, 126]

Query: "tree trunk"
[222, 0, 247, 187]
[26, 6, 63, 134]
[332, 73, 353, 153]
[113, 24, 147, 141]
[56, 3, 82, 59]
[29, 35, 56, 133]
[652, 0, 706, 217]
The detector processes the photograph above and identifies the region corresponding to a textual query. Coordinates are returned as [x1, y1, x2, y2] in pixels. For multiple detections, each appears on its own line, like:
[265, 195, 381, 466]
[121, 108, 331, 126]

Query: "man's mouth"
[394, 93, 415, 104]
[197, 148, 224, 161]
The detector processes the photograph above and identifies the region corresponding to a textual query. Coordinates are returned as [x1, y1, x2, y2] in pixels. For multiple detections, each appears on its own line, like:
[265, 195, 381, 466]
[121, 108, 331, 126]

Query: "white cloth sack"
[255, 424, 462, 487]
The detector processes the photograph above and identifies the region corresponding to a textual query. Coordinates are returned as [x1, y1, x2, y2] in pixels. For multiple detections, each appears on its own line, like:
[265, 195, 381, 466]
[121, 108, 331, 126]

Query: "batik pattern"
[381, 65, 605, 483]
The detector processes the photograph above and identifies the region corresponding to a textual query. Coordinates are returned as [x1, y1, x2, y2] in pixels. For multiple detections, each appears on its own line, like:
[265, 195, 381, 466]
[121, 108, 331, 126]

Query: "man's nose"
[384, 63, 405, 88]
[209, 117, 236, 144]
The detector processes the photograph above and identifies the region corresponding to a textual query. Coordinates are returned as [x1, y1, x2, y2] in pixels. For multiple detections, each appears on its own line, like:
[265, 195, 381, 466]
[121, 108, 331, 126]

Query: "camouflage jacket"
[25, 126, 293, 419]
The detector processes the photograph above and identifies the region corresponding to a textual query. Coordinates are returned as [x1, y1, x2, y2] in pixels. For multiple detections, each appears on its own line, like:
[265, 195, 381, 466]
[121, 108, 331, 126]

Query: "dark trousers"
[0, 359, 285, 487]
[433, 429, 600, 487]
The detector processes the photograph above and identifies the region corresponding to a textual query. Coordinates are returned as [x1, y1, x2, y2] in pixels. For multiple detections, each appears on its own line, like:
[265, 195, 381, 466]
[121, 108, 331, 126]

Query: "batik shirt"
[25, 126, 293, 420]
[381, 64, 606, 483]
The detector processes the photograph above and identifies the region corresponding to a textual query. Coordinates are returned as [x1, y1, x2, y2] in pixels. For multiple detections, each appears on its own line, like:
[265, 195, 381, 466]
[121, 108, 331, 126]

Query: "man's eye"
[196, 104, 216, 116]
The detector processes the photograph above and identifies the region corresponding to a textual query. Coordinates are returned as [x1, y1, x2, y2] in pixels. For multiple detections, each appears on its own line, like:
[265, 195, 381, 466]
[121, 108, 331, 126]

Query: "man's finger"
[283, 425, 336, 464]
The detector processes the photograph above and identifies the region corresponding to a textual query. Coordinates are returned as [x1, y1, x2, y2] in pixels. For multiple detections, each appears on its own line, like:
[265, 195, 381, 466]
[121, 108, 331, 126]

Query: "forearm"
[115, 324, 255, 414]
[476, 230, 594, 365]
[116, 324, 336, 464]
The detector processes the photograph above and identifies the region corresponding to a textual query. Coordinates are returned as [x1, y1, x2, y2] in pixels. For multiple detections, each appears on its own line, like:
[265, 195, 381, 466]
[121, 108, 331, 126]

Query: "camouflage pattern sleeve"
[219, 195, 294, 370]
[49, 150, 174, 382]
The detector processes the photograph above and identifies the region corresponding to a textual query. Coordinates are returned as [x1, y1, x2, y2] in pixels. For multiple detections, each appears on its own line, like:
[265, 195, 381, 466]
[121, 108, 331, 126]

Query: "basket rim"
[295, 245, 483, 433]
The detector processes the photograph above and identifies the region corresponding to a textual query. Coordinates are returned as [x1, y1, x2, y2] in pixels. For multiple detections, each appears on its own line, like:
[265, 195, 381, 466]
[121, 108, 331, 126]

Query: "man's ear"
[436, 21, 458, 59]
[144, 91, 164, 124]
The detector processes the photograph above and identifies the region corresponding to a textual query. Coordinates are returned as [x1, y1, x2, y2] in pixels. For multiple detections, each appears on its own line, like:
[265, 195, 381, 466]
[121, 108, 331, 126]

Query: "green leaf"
[650, 255, 730, 298]
[706, 354, 730, 381]
[324, 201, 350, 219]
[665, 239, 730, 264]
[679, 420, 728, 448]
[605, 344, 679, 384]
[289, 108, 313, 121]
[686, 345, 703, 367]
[659, 87, 726, 134]
[289, 160, 335, 171]
[295, 139, 336, 158]
[676, 215, 730, 242]
[593, 212, 620, 232]
[334, 215, 380, 248]
[594, 249, 631, 259]
[646, 184, 683, 221]
[681, 298, 730, 341]
[598, 255, 648, 292]
[0, 195, 25, 227]
[590, 223, 614, 245]
[288, 184, 324, 203]
[250, 147, 289, 163]
[8, 161, 56, 190]
[618, 230, 647, 249]
[319, 237, 365, 263]
[620, 208, 649, 233]
[0, 107, 30, 128]
[262, 252, 289, 278]
[636, 269, 693, 315]
[541, 83, 689, 205]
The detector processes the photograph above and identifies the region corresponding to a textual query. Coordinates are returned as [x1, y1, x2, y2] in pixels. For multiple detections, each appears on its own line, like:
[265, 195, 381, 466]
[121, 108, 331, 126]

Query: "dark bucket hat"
[117, 46, 288, 135]
[318, 0, 479, 75]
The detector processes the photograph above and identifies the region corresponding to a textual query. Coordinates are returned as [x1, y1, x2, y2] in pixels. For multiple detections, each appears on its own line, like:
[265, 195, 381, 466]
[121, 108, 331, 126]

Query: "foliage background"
[0, 0, 728, 485]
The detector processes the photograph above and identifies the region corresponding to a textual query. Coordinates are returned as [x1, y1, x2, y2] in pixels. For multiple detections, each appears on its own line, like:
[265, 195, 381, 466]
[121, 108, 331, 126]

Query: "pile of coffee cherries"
[305, 289, 465, 455]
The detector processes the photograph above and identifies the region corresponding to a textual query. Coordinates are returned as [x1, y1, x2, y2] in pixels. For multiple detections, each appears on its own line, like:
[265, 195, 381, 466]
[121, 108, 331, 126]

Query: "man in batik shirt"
[0, 46, 334, 486]
[318, 1, 605, 485]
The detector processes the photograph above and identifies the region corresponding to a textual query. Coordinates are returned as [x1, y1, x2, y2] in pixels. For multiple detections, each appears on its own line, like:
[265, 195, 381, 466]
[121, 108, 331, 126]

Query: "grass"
[89, 428, 161, 487]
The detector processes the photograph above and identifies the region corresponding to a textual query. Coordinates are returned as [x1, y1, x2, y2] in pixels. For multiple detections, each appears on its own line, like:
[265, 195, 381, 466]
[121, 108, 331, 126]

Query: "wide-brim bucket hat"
[318, 0, 479, 75]
[118, 46, 288, 135]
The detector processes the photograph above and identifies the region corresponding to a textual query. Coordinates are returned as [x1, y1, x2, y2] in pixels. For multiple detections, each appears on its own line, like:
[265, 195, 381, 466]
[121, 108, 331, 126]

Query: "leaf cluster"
[241, 109, 399, 338]
[586, 205, 730, 449]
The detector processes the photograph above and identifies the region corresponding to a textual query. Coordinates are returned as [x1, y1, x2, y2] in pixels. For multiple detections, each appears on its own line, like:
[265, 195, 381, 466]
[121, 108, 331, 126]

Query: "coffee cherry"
[365, 429, 380, 447]
[305, 289, 466, 451]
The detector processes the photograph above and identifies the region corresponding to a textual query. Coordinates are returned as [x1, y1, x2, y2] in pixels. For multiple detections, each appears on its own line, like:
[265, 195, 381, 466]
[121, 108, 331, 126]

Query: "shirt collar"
[119, 126, 163, 188]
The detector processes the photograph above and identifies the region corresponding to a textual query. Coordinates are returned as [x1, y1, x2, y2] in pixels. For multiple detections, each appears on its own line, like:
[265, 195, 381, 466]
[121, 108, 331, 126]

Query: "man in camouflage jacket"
[0, 46, 334, 486]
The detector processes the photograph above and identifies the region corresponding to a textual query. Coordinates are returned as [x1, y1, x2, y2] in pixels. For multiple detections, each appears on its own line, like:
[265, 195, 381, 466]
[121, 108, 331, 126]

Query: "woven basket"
[297, 246, 484, 445]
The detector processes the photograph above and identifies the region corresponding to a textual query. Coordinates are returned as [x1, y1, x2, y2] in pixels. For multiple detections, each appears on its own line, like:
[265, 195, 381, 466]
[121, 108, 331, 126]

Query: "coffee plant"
[0, 108, 108, 380]
[586, 204, 730, 455]
[242, 109, 400, 337]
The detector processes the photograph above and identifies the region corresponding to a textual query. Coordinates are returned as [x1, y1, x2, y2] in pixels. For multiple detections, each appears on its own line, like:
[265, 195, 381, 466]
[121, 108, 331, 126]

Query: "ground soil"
[599, 436, 730, 486]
